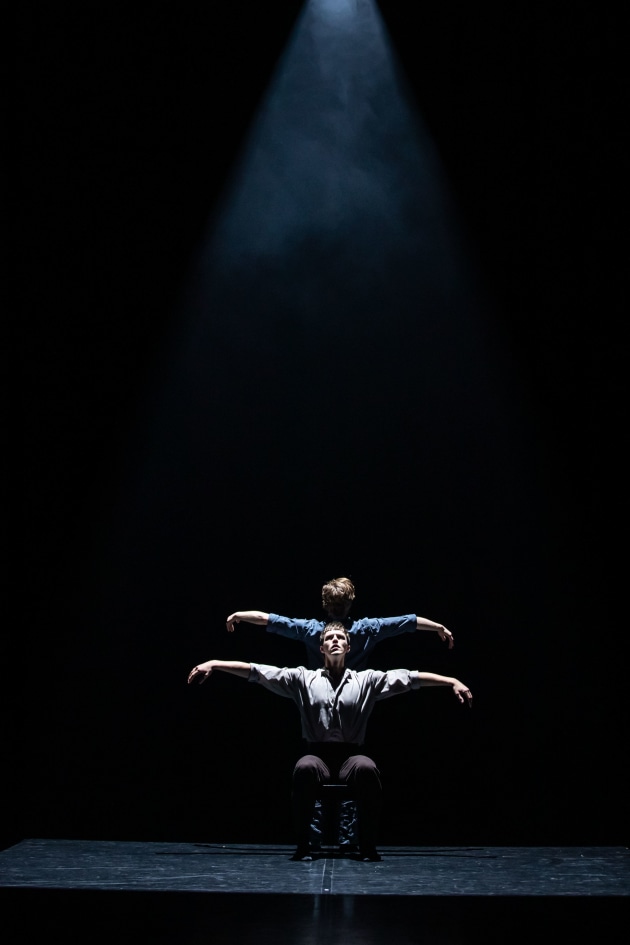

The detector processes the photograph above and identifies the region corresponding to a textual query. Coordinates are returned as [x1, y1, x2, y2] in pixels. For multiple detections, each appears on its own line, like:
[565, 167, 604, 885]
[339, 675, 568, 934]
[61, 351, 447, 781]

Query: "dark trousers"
[292, 743, 382, 851]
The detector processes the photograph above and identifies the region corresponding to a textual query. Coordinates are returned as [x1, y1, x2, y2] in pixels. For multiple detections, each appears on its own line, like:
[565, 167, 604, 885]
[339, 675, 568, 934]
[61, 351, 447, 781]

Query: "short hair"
[320, 621, 351, 645]
[321, 576, 355, 614]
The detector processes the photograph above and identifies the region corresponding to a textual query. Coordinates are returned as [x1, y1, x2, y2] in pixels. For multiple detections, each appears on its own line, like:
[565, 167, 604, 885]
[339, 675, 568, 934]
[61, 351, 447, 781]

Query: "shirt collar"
[321, 666, 351, 682]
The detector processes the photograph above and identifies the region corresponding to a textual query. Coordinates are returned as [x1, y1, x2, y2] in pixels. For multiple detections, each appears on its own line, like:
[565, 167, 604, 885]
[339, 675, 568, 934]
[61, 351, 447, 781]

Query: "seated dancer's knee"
[342, 754, 382, 790]
[293, 754, 327, 787]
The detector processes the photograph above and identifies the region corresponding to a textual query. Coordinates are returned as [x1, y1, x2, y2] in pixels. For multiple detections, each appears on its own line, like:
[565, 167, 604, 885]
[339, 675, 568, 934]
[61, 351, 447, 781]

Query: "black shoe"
[359, 847, 382, 862]
[291, 845, 313, 862]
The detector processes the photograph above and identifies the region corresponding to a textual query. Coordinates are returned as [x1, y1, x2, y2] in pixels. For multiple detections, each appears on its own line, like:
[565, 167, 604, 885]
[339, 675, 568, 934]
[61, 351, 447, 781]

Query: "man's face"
[320, 628, 350, 659]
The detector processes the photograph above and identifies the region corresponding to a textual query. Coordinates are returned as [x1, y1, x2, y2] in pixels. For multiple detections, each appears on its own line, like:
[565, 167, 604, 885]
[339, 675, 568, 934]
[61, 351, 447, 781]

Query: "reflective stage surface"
[1, 840, 628, 944]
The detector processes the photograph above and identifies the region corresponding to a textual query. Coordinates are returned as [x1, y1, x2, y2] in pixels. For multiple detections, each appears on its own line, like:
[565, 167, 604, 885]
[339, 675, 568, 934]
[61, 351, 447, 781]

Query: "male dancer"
[189, 621, 472, 862]
[226, 576, 456, 847]
[226, 575, 454, 671]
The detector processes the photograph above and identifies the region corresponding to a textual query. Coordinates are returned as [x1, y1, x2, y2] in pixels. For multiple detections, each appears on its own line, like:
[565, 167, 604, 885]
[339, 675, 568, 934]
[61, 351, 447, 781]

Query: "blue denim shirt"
[266, 613, 417, 670]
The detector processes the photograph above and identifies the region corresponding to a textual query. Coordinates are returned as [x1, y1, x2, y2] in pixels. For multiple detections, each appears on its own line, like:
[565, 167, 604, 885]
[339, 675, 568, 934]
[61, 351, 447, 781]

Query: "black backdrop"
[11, 2, 626, 850]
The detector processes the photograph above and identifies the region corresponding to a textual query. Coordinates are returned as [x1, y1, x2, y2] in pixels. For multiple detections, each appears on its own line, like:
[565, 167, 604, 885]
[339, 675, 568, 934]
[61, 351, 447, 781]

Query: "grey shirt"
[248, 663, 422, 745]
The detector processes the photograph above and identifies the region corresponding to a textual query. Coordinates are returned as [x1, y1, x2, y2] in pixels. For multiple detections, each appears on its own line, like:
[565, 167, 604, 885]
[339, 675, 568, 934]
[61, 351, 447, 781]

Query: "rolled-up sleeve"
[248, 662, 305, 699]
[354, 615, 417, 640]
[266, 614, 323, 643]
[368, 668, 423, 701]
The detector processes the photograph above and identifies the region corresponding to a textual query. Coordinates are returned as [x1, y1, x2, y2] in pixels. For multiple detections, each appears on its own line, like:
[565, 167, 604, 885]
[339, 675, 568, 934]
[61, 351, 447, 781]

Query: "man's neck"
[323, 658, 346, 680]
[325, 613, 351, 621]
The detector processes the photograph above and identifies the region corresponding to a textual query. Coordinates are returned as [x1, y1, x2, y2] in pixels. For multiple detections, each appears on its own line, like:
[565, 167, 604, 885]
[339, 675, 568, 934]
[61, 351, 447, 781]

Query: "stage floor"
[1, 840, 628, 944]
[0, 839, 628, 895]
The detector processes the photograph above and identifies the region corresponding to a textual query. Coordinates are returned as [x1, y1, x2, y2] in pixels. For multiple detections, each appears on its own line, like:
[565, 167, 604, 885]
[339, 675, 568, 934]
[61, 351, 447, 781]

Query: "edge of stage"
[1, 840, 628, 944]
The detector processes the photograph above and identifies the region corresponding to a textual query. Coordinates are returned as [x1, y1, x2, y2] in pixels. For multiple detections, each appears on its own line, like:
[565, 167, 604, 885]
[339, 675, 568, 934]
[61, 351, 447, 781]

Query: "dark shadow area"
[2, 887, 629, 945]
[11, 0, 627, 854]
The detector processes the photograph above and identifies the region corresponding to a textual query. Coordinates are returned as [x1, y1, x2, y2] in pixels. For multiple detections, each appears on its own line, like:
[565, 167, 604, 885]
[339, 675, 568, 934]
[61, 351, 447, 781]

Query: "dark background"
[11, 2, 626, 850]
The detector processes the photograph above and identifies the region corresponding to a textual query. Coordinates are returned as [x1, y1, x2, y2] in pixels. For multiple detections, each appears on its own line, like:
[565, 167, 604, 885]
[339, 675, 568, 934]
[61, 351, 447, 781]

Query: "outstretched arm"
[416, 616, 454, 649]
[226, 611, 270, 633]
[188, 659, 251, 684]
[416, 671, 472, 707]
